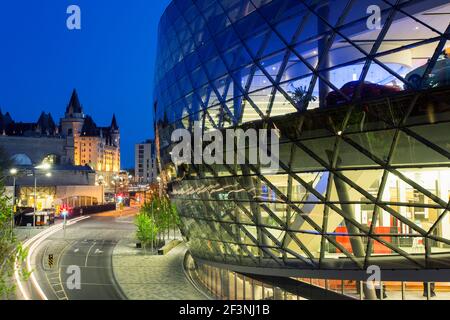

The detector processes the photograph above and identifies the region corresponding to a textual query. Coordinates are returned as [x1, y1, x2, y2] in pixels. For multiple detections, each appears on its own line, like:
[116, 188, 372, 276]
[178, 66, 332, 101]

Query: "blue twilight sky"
[0, 0, 172, 168]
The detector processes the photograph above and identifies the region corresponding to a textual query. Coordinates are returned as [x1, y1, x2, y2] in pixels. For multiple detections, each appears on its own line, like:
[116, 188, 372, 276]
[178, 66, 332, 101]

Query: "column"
[317, 1, 332, 108]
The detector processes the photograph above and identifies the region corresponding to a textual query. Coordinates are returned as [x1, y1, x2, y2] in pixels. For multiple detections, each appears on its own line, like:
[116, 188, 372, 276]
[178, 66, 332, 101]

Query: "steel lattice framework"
[154, 0, 450, 276]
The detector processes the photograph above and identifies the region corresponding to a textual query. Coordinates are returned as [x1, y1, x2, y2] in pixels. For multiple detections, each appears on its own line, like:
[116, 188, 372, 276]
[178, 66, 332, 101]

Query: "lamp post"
[33, 163, 52, 228]
[151, 198, 154, 254]
[9, 168, 18, 236]
[154, 177, 163, 253]
[113, 175, 119, 203]
[62, 209, 68, 239]
[33, 172, 36, 227]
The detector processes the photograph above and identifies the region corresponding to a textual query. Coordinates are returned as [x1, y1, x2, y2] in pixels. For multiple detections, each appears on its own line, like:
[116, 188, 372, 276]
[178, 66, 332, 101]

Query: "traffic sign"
[48, 254, 54, 268]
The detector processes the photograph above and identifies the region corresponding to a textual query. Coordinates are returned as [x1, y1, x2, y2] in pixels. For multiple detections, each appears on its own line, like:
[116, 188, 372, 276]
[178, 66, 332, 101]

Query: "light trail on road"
[14, 216, 91, 300]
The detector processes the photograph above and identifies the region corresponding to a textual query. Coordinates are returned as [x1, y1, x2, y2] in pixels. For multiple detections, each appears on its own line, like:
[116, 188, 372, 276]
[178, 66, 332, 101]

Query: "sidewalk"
[15, 226, 52, 242]
[112, 236, 207, 300]
[96, 206, 139, 217]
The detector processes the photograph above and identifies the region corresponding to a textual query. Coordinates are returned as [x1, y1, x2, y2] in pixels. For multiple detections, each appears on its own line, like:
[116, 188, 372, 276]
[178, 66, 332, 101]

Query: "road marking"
[55, 241, 77, 300]
[84, 242, 97, 267]
[40, 239, 74, 301]
[72, 283, 117, 287]
[58, 265, 112, 270]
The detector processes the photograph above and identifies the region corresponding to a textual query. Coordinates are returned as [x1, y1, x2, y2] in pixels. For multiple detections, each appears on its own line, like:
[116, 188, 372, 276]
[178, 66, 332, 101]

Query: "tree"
[169, 202, 180, 239]
[160, 196, 181, 241]
[135, 213, 158, 251]
[138, 193, 180, 244]
[0, 148, 28, 299]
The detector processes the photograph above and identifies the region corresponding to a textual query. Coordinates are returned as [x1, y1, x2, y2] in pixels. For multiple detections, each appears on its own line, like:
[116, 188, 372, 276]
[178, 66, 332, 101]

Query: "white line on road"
[85, 242, 97, 267]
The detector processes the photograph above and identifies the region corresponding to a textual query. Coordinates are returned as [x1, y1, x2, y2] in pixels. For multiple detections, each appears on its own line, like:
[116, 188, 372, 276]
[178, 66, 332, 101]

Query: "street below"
[17, 208, 138, 300]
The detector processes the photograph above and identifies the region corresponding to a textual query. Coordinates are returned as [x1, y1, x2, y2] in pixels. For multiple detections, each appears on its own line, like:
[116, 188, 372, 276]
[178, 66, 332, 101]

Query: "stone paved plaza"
[112, 235, 207, 300]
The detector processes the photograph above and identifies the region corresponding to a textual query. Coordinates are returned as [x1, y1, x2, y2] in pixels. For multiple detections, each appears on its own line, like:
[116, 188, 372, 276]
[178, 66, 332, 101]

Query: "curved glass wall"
[154, 0, 450, 279]
[155, 0, 450, 130]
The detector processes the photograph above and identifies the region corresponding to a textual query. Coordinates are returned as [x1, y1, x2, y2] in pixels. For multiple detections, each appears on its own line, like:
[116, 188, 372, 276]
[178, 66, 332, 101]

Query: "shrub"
[0, 147, 28, 299]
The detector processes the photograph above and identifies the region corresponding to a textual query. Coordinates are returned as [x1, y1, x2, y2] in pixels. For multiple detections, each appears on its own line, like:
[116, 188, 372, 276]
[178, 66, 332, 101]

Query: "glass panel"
[236, 274, 245, 300]
[253, 281, 263, 300]
[263, 284, 274, 300]
[346, 130, 396, 163]
[404, 282, 428, 300]
[344, 280, 359, 299]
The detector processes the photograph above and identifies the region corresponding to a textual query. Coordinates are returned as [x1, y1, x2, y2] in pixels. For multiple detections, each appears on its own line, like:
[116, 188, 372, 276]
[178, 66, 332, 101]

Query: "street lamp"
[32, 163, 52, 227]
[113, 175, 120, 203]
[9, 168, 18, 234]
[61, 208, 68, 238]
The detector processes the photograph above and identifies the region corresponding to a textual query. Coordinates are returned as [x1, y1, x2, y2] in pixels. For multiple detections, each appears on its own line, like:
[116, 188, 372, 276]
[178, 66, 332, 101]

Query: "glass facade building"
[154, 0, 450, 299]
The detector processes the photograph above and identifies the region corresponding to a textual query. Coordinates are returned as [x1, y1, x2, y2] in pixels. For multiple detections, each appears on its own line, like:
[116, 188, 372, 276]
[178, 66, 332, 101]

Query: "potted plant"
[288, 86, 317, 111]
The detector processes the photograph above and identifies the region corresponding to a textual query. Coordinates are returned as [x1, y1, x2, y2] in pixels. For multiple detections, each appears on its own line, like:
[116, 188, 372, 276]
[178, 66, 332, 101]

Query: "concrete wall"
[7, 168, 96, 187]
[56, 185, 104, 204]
[0, 135, 67, 165]
[13, 185, 104, 209]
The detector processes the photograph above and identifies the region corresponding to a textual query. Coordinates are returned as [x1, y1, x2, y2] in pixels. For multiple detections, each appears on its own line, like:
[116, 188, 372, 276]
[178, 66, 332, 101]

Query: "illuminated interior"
[154, 0, 450, 298]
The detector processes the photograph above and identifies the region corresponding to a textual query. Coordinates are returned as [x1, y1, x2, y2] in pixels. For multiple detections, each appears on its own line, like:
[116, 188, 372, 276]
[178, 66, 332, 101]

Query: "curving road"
[21, 209, 137, 300]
